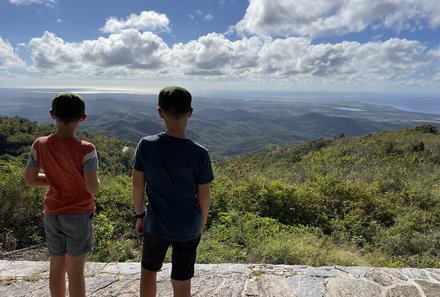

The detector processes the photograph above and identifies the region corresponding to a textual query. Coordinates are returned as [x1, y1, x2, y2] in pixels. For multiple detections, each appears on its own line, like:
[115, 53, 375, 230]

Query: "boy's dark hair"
[158, 86, 192, 113]
[51, 93, 86, 122]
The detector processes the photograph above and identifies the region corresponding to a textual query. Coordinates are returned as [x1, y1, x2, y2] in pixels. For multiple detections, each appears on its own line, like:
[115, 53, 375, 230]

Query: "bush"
[198, 211, 369, 266]
[89, 213, 140, 262]
[90, 175, 141, 262]
[0, 161, 45, 251]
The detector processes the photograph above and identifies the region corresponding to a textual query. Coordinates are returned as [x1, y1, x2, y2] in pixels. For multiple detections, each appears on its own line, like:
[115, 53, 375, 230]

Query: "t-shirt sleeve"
[27, 139, 39, 167]
[196, 150, 214, 184]
[83, 145, 99, 172]
[133, 139, 145, 172]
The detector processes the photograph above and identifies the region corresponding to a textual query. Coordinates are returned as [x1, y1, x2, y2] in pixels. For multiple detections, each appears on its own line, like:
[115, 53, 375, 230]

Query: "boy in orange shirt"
[24, 93, 100, 297]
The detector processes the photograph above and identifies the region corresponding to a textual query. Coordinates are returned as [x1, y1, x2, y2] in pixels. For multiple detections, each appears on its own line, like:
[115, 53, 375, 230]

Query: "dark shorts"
[43, 213, 93, 257]
[141, 231, 201, 281]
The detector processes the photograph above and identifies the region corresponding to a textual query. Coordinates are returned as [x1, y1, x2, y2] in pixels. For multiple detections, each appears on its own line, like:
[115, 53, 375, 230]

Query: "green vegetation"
[0, 116, 136, 258]
[0, 116, 439, 268]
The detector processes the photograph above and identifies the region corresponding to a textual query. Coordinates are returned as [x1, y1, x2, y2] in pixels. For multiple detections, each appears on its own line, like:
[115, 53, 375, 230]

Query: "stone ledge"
[1, 261, 440, 296]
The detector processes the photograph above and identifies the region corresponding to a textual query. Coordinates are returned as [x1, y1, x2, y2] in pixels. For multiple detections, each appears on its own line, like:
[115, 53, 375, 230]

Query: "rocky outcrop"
[1, 260, 440, 296]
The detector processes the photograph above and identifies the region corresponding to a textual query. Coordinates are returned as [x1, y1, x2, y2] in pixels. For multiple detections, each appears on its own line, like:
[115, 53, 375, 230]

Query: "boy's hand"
[24, 164, 48, 186]
[135, 218, 144, 235]
[197, 183, 211, 237]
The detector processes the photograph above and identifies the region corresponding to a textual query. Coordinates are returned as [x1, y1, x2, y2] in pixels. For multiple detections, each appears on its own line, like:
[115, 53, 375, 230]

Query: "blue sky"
[0, 0, 248, 45]
[1, 0, 440, 95]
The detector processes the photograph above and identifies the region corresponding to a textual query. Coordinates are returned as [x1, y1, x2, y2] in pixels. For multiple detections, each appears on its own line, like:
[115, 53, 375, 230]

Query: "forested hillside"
[1, 117, 439, 268]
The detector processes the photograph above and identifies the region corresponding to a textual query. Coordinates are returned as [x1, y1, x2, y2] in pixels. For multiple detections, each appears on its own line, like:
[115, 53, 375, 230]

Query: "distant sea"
[220, 90, 440, 116]
[0, 88, 438, 116]
[359, 96, 440, 115]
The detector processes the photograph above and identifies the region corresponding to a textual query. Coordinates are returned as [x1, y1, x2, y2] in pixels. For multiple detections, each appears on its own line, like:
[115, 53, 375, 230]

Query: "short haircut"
[161, 108, 191, 120]
[51, 93, 86, 122]
[158, 86, 192, 113]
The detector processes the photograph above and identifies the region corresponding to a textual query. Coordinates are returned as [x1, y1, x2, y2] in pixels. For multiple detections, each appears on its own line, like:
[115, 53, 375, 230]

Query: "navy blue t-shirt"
[133, 133, 214, 241]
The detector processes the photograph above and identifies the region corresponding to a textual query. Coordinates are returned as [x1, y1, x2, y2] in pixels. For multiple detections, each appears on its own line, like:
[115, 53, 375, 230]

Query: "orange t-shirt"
[28, 135, 98, 214]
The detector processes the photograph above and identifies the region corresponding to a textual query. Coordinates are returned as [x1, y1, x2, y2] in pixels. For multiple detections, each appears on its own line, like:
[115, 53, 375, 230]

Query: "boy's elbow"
[23, 172, 35, 187]
[85, 179, 100, 195]
[86, 186, 99, 195]
[84, 171, 100, 194]
[23, 176, 32, 187]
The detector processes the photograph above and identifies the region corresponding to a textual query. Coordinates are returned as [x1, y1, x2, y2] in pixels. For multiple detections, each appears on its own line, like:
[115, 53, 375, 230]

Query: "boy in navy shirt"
[132, 86, 214, 297]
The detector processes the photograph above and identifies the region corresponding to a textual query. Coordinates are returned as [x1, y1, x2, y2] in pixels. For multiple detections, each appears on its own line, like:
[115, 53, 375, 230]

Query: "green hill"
[211, 125, 440, 267]
[79, 110, 402, 156]
[1, 116, 439, 268]
[3, 89, 437, 157]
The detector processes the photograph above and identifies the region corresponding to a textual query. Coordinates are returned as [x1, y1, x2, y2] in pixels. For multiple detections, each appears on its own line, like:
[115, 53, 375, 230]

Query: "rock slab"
[1, 261, 440, 296]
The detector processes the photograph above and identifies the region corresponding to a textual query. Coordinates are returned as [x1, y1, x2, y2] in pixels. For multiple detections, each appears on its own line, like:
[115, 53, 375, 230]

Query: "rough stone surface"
[325, 278, 382, 297]
[384, 285, 423, 297]
[414, 280, 440, 297]
[0, 260, 439, 296]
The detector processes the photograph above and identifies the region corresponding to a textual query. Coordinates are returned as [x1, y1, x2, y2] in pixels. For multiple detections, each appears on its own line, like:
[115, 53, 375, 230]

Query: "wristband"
[135, 211, 145, 219]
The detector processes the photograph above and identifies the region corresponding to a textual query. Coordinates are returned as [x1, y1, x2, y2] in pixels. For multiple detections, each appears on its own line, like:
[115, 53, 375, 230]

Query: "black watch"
[135, 211, 145, 219]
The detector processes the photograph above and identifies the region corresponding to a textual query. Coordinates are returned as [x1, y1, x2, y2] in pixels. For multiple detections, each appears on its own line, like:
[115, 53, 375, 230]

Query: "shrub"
[198, 211, 369, 266]
[0, 161, 45, 251]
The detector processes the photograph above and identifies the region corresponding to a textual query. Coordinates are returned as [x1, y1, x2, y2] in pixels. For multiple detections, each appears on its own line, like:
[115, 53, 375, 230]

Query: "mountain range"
[1, 88, 439, 155]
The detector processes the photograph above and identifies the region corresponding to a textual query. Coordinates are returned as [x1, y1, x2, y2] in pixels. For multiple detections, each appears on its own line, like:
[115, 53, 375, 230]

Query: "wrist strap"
[135, 211, 145, 219]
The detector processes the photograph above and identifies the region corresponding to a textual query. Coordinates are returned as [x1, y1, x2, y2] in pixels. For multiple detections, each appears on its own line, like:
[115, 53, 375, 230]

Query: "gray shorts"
[43, 213, 93, 256]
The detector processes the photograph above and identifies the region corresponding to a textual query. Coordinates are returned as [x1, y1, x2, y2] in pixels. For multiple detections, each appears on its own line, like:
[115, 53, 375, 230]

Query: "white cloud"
[22, 30, 440, 88]
[170, 33, 262, 77]
[257, 37, 432, 84]
[204, 14, 214, 21]
[0, 37, 25, 69]
[81, 30, 168, 70]
[28, 30, 170, 76]
[236, 0, 440, 38]
[9, 0, 57, 6]
[29, 32, 79, 72]
[171, 34, 440, 87]
[100, 11, 170, 34]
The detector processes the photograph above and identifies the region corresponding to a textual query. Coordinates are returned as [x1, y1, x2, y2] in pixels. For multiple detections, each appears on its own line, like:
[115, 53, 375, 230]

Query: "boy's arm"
[132, 169, 146, 235]
[197, 183, 211, 235]
[24, 164, 48, 186]
[84, 170, 100, 195]
[83, 147, 100, 195]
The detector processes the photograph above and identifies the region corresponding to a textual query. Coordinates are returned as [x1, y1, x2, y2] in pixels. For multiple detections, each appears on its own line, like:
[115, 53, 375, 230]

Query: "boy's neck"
[164, 128, 187, 139]
[163, 117, 188, 139]
[54, 126, 76, 138]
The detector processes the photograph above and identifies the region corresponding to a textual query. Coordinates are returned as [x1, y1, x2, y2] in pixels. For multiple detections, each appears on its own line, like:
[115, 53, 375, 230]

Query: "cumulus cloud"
[0, 37, 25, 69]
[100, 11, 170, 34]
[28, 32, 79, 71]
[236, 0, 440, 38]
[9, 0, 56, 6]
[257, 37, 432, 84]
[81, 30, 168, 69]
[25, 30, 440, 87]
[168, 32, 436, 85]
[170, 33, 262, 77]
[28, 30, 169, 76]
